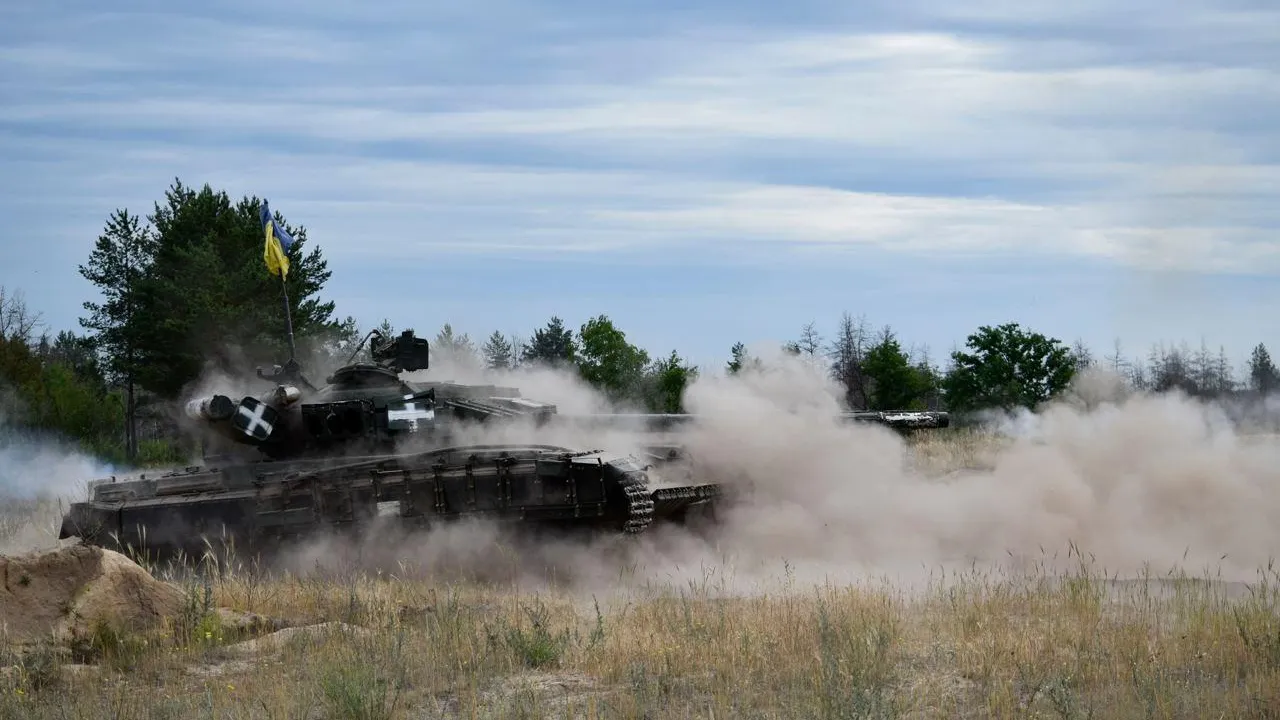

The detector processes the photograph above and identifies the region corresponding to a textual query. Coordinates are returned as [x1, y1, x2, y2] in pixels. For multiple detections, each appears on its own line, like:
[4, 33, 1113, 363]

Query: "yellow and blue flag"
[260, 199, 296, 278]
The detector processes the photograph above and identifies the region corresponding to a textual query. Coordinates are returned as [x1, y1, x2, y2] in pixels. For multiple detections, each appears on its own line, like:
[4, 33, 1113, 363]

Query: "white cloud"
[1, 6, 1276, 276]
[9, 131, 1274, 275]
[6, 26, 1272, 176]
[0, 45, 139, 73]
[594, 184, 1280, 274]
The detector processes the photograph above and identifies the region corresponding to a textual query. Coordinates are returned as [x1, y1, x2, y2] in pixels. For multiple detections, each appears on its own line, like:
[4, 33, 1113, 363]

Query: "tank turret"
[174, 329, 450, 461]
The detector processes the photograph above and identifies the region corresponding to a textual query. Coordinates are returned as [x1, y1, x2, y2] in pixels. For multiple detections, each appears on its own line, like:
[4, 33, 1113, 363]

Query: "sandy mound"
[0, 544, 185, 643]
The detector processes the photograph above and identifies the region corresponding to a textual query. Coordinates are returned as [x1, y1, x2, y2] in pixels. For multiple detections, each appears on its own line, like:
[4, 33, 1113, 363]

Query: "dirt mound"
[0, 544, 184, 643]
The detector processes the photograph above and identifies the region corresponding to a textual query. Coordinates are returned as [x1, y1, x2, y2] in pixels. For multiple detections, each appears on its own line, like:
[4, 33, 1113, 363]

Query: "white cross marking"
[237, 401, 273, 437]
[388, 402, 435, 431]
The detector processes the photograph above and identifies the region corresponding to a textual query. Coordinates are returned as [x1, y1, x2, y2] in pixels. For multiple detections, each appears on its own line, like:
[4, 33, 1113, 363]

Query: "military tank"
[57, 328, 950, 561]
[56, 329, 723, 560]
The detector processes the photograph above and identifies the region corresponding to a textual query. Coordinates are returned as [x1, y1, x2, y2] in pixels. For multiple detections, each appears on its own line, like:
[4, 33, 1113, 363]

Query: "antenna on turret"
[345, 328, 386, 365]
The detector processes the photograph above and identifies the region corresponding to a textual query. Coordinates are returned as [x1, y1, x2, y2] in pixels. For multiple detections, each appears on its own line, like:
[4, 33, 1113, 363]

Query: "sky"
[1, 0, 1278, 374]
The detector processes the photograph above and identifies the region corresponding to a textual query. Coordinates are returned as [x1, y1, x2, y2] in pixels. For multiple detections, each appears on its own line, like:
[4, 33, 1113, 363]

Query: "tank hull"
[59, 443, 721, 562]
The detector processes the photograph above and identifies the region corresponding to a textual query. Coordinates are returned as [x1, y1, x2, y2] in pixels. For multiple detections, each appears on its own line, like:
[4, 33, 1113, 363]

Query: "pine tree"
[522, 316, 577, 367]
[128, 180, 342, 398]
[862, 326, 928, 410]
[727, 342, 748, 375]
[482, 330, 515, 370]
[1249, 343, 1279, 395]
[433, 323, 478, 367]
[78, 208, 157, 460]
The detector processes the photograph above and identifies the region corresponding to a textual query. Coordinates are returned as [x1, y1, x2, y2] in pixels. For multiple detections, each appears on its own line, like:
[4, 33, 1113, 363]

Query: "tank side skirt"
[247, 447, 644, 540]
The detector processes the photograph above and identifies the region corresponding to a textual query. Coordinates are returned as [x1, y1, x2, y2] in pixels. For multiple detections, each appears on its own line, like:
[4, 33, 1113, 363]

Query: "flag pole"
[262, 198, 298, 365]
[280, 272, 296, 363]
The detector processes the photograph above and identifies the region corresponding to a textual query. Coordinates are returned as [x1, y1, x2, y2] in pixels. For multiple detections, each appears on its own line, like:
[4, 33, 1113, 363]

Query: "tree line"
[2, 178, 1277, 467]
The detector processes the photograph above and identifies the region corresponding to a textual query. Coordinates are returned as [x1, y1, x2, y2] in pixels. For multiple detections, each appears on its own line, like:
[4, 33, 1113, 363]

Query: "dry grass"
[3, 428, 1279, 718]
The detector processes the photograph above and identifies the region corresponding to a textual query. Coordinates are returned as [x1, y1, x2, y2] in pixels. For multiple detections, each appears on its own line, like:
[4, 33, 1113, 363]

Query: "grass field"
[3, 427, 1279, 719]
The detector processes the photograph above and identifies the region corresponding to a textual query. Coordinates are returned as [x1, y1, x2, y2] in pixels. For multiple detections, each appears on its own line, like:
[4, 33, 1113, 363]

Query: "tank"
[56, 329, 723, 560]
[57, 328, 950, 561]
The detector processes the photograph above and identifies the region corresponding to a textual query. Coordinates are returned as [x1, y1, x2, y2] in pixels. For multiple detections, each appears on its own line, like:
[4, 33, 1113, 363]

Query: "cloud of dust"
[0, 404, 119, 556]
[398, 348, 668, 456]
[404, 348, 618, 415]
[665, 359, 1280, 589]
[178, 336, 1280, 597]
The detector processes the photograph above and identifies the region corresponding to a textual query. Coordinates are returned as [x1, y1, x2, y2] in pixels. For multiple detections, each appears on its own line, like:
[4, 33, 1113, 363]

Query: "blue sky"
[1, 0, 1278, 374]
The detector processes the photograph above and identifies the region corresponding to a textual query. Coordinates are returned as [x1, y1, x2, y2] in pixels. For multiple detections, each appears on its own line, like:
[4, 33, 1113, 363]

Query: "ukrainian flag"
[260, 199, 296, 278]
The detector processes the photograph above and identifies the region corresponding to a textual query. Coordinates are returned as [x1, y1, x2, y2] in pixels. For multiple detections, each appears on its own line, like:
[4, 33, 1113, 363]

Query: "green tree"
[0, 306, 126, 461]
[482, 330, 515, 370]
[433, 323, 478, 367]
[942, 322, 1076, 413]
[644, 349, 698, 413]
[861, 328, 927, 410]
[576, 315, 649, 403]
[1249, 343, 1279, 395]
[522, 316, 577, 367]
[344, 318, 397, 365]
[310, 314, 363, 372]
[0, 325, 43, 420]
[913, 354, 943, 410]
[77, 208, 156, 460]
[28, 361, 125, 456]
[727, 342, 749, 375]
[130, 179, 341, 398]
[0, 287, 45, 423]
[726, 341, 765, 376]
[39, 330, 105, 393]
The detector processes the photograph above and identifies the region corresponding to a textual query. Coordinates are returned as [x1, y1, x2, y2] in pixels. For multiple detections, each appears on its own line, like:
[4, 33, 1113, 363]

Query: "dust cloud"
[261, 341, 1280, 597]
[481, 346, 1275, 587]
[0, 408, 111, 556]
[662, 349, 1280, 589]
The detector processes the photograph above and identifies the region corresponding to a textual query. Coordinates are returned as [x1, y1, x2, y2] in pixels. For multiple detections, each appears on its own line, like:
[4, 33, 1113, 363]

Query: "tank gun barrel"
[554, 414, 695, 432]
[185, 394, 236, 422]
[840, 411, 950, 429]
[183, 392, 285, 446]
[554, 410, 949, 431]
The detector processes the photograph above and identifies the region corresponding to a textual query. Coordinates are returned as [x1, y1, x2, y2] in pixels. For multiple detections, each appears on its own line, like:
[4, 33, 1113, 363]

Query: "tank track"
[651, 485, 720, 504]
[622, 482, 654, 533]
